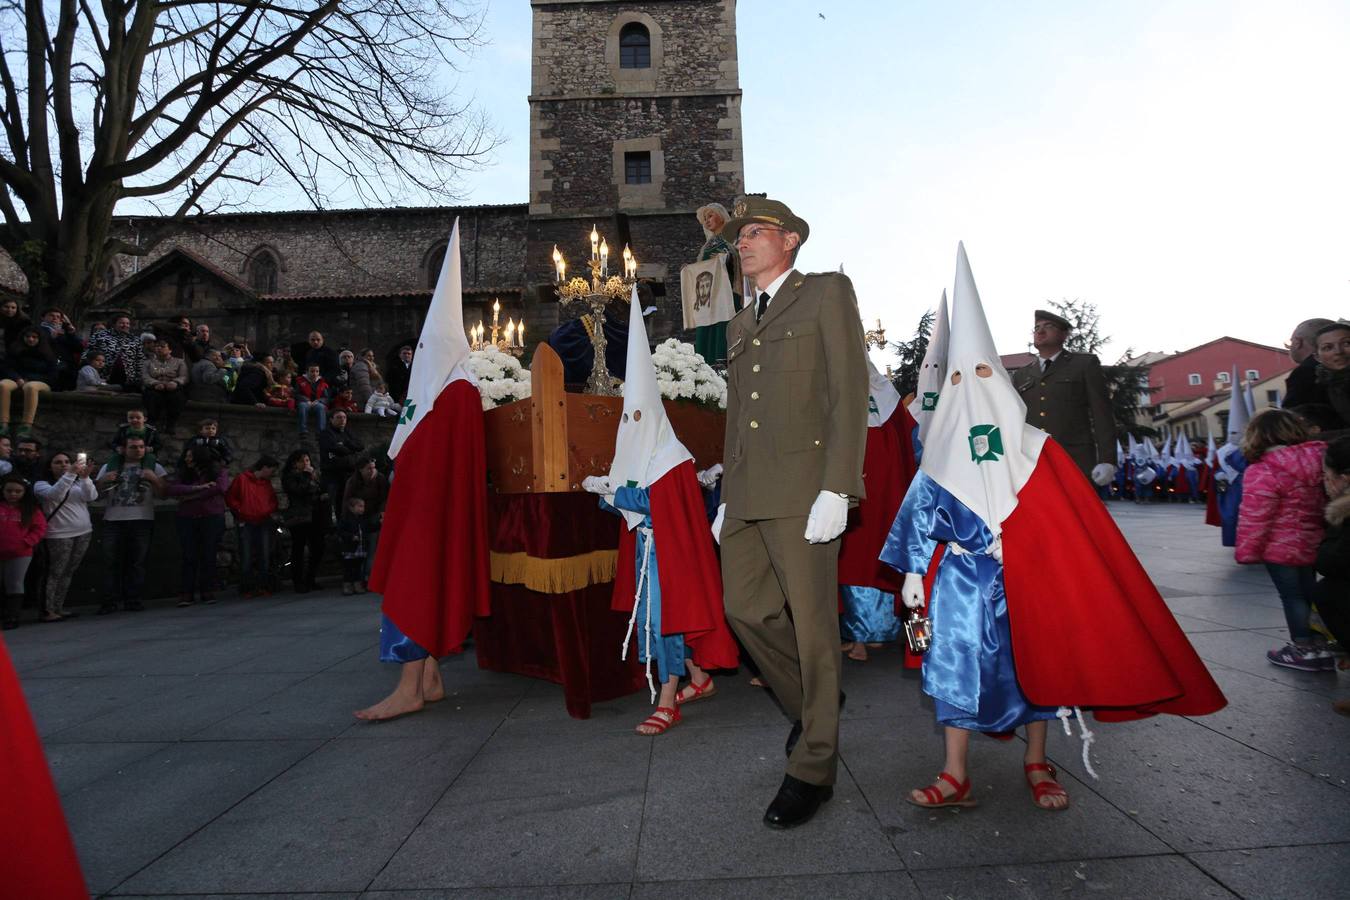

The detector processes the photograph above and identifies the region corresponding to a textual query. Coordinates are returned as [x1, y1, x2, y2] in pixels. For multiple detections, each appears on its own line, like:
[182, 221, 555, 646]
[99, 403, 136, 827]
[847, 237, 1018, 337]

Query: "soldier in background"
[1012, 310, 1116, 486]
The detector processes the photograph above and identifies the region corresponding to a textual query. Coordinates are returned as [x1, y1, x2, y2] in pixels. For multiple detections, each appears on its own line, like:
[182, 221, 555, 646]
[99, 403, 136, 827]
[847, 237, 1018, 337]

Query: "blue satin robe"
[601, 487, 690, 683]
[378, 613, 429, 663]
[1217, 451, 1247, 547]
[880, 472, 1056, 731]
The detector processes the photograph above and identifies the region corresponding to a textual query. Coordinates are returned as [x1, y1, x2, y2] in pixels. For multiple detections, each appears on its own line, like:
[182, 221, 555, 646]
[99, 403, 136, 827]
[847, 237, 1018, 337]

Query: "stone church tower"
[525, 0, 745, 336]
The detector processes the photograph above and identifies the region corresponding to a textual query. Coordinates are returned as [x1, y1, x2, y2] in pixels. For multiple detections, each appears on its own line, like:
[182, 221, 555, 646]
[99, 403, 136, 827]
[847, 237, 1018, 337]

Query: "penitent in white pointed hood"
[866, 357, 901, 428]
[388, 219, 475, 459]
[1225, 365, 1250, 444]
[908, 289, 949, 444]
[607, 286, 693, 530]
[919, 243, 1047, 534]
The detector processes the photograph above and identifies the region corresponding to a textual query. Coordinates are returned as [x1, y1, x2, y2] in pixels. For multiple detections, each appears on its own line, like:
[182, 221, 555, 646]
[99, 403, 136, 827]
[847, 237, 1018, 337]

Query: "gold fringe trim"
[490, 549, 618, 593]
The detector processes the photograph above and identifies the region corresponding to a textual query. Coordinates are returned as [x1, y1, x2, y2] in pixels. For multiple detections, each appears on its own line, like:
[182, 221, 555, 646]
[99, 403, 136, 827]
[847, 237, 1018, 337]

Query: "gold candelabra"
[551, 225, 639, 396]
[469, 298, 525, 357]
[864, 318, 887, 350]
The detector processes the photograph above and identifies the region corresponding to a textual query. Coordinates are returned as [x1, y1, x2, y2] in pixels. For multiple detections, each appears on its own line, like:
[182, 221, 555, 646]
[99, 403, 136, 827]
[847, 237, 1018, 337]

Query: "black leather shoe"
[784, 692, 846, 758]
[763, 774, 833, 829]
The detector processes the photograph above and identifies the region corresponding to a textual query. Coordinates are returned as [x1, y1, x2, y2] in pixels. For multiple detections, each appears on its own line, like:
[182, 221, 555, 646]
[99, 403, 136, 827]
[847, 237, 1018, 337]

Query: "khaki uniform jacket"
[1013, 351, 1115, 476]
[722, 269, 868, 521]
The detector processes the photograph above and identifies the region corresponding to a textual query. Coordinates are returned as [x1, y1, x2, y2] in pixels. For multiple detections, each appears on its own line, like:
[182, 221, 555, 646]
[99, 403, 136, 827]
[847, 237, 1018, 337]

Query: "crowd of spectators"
[0, 305, 415, 439]
[0, 305, 409, 629]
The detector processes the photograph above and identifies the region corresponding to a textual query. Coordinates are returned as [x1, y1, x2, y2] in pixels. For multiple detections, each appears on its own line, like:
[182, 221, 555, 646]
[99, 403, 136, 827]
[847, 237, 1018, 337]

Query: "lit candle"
[552, 245, 564, 284]
[505, 318, 515, 345]
[590, 225, 599, 261]
[628, 253, 638, 279]
[492, 298, 500, 329]
[599, 239, 609, 277]
[517, 320, 525, 347]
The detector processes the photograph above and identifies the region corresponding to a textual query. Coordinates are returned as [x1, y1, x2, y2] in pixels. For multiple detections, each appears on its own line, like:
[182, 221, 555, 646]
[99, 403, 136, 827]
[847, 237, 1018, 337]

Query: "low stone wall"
[22, 392, 398, 605]
[26, 390, 397, 468]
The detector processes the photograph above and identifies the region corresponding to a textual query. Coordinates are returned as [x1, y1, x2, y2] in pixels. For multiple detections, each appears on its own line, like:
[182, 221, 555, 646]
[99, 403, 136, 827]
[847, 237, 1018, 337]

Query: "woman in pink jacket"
[0, 475, 48, 630]
[1236, 409, 1329, 672]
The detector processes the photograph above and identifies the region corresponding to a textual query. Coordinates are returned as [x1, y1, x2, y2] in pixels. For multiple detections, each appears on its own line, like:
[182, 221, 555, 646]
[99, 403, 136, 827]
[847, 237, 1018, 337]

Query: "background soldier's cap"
[1034, 309, 1073, 331]
[721, 197, 810, 246]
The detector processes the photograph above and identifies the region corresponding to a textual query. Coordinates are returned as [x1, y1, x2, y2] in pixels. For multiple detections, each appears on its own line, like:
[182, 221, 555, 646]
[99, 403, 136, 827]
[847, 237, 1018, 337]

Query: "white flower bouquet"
[640, 339, 727, 410]
[466, 346, 532, 410]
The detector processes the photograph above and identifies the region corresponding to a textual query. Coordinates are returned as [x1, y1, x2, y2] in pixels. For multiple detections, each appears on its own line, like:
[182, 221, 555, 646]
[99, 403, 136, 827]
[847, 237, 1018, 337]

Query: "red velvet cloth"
[838, 409, 919, 593]
[373, 379, 490, 657]
[1002, 440, 1228, 722]
[475, 491, 641, 719]
[612, 461, 739, 670]
[0, 638, 88, 900]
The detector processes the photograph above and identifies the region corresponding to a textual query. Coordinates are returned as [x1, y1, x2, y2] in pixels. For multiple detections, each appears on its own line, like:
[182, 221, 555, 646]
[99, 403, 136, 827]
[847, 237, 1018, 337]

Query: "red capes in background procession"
[0, 639, 88, 900]
[836, 384, 918, 595]
[370, 220, 490, 656]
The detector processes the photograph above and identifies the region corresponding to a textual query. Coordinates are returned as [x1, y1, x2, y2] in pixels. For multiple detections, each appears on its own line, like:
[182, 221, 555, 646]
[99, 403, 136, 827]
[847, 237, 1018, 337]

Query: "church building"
[5, 0, 746, 361]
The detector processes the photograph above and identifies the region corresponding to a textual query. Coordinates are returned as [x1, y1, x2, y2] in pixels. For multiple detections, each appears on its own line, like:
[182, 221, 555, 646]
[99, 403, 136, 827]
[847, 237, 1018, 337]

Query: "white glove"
[1090, 463, 1117, 486]
[696, 463, 723, 489]
[581, 475, 611, 495]
[803, 490, 849, 544]
[901, 572, 925, 610]
[989, 535, 1004, 565]
[711, 503, 725, 545]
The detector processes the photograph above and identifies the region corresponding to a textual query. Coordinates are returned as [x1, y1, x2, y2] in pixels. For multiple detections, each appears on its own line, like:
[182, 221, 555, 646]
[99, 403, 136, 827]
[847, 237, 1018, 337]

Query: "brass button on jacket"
[750, 391, 760, 400]
[750, 420, 759, 429]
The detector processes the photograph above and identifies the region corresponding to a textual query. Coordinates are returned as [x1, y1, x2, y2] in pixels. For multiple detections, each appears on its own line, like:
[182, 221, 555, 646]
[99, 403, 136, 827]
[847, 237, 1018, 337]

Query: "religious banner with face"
[679, 255, 735, 329]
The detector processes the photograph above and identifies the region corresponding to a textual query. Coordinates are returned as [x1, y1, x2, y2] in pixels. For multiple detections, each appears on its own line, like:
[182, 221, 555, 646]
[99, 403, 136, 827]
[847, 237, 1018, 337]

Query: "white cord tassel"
[620, 527, 657, 702]
[1056, 705, 1100, 780]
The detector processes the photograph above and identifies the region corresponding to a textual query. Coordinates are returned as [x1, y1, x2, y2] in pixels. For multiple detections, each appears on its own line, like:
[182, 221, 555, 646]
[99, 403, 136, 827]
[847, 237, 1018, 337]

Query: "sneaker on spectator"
[1267, 643, 1332, 672]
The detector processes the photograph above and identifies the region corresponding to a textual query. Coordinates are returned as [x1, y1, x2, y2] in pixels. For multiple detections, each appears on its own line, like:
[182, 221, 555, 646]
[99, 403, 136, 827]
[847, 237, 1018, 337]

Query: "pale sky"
[462, 0, 1350, 362]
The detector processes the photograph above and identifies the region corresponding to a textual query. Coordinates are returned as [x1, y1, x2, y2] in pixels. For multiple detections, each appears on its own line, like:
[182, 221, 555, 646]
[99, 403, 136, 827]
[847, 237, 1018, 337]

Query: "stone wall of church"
[115, 204, 529, 298]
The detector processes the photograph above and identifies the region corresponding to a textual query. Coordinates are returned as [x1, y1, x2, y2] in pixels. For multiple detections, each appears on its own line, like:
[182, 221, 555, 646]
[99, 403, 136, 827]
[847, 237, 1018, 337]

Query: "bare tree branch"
[0, 0, 498, 318]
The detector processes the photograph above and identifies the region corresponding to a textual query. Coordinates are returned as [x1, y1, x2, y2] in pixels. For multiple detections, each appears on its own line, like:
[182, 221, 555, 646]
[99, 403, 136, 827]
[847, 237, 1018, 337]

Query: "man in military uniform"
[713, 198, 868, 829]
[1012, 310, 1117, 485]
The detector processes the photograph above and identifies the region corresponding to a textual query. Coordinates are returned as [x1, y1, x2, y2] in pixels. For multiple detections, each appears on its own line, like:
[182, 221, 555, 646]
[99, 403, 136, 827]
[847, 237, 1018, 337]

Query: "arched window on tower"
[619, 22, 651, 69]
[249, 251, 278, 293]
[426, 244, 447, 287]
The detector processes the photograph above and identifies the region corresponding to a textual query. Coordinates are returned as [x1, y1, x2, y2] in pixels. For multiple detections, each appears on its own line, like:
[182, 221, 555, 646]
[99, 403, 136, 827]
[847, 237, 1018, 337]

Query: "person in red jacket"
[226, 455, 281, 597]
[1235, 409, 1330, 672]
[0, 474, 48, 629]
[295, 364, 330, 435]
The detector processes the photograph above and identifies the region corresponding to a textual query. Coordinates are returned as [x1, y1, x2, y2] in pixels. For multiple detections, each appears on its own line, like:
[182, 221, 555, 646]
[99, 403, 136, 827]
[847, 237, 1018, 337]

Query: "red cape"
[838, 408, 918, 593]
[1204, 464, 1222, 526]
[371, 379, 490, 657]
[612, 460, 739, 670]
[1002, 440, 1227, 722]
[0, 639, 88, 899]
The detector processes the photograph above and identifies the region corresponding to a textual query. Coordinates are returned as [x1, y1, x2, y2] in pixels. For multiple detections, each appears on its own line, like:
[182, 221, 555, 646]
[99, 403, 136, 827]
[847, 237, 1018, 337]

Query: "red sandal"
[675, 676, 716, 705]
[635, 706, 681, 735]
[1024, 762, 1070, 811]
[906, 771, 978, 808]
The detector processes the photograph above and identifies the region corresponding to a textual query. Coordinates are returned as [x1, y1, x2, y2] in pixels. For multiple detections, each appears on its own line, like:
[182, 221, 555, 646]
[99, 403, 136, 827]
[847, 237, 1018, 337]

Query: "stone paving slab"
[6, 503, 1348, 898]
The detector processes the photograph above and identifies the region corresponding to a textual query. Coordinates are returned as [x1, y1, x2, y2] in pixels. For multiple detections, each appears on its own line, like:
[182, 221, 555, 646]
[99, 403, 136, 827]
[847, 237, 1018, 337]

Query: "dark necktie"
[756, 291, 770, 322]
[1042, 357, 1054, 373]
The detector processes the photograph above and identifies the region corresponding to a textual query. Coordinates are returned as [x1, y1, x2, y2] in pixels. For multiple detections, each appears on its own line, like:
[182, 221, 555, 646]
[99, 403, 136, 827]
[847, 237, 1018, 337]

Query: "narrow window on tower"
[625, 151, 652, 184]
[619, 23, 651, 69]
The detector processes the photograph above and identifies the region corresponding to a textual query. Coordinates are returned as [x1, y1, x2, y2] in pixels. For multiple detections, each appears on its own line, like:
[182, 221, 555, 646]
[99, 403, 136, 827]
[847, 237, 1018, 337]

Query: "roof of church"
[114, 201, 528, 225]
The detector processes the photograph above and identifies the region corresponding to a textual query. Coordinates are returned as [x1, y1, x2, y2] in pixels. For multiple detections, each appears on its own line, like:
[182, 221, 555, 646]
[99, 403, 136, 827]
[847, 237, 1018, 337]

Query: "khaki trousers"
[721, 515, 841, 786]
